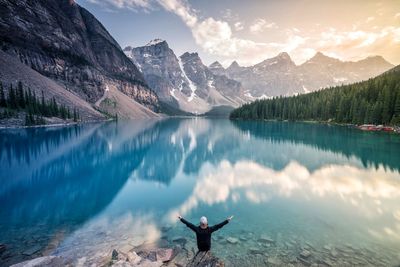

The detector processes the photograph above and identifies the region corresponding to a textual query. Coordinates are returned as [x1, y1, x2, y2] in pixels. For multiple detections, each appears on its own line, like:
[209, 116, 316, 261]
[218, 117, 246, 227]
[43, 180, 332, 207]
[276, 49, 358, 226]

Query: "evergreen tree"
[17, 81, 25, 108]
[8, 84, 17, 109]
[230, 66, 400, 126]
[73, 108, 78, 122]
[0, 82, 6, 107]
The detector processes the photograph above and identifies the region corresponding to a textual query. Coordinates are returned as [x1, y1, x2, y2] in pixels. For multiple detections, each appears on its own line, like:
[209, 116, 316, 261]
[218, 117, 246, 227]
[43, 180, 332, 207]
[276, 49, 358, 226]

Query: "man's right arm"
[179, 217, 197, 232]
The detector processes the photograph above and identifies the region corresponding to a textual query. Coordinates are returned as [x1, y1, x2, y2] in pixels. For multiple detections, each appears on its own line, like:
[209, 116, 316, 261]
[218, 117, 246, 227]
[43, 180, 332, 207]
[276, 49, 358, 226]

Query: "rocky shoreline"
[9, 245, 224, 267]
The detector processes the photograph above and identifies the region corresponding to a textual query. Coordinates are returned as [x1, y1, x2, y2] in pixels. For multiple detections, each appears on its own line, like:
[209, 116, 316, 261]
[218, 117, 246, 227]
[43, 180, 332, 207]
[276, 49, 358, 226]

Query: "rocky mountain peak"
[209, 61, 224, 69]
[277, 52, 291, 60]
[255, 52, 295, 69]
[180, 52, 202, 66]
[123, 46, 133, 52]
[358, 55, 390, 65]
[227, 61, 241, 71]
[307, 51, 340, 64]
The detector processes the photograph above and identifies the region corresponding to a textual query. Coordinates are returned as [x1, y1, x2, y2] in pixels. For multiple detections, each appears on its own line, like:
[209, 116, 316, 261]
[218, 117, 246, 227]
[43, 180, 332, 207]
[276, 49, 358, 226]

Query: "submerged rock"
[297, 256, 311, 266]
[300, 250, 311, 259]
[161, 226, 172, 233]
[226, 237, 239, 244]
[265, 257, 282, 266]
[248, 247, 263, 255]
[156, 248, 173, 262]
[22, 245, 41, 256]
[172, 236, 187, 245]
[258, 235, 274, 244]
[0, 244, 6, 254]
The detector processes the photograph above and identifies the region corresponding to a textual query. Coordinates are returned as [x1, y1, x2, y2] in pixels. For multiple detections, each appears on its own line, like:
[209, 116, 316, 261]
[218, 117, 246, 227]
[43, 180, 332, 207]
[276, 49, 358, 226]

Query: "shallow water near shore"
[1, 119, 400, 266]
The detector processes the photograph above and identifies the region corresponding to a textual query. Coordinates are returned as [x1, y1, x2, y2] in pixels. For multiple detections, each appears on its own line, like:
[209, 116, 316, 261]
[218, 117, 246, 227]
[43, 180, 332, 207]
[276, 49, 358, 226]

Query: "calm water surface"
[1, 119, 400, 266]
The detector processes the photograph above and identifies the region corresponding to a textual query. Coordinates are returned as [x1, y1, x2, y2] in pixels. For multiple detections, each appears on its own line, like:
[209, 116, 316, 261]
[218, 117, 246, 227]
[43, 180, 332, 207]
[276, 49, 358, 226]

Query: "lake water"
[1, 119, 400, 266]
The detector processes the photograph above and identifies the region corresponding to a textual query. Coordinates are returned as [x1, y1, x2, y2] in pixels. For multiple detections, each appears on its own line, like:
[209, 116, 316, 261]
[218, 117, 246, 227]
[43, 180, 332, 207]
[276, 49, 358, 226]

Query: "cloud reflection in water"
[167, 160, 400, 241]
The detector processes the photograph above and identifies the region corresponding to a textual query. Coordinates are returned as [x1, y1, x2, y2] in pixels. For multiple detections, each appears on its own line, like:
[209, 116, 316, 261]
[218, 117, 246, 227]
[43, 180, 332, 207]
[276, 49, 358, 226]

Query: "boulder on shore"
[10, 256, 68, 267]
[186, 251, 224, 267]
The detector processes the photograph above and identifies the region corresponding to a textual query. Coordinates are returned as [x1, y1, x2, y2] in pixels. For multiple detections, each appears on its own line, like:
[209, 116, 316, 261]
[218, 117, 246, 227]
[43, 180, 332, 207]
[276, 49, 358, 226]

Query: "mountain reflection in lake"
[1, 119, 400, 266]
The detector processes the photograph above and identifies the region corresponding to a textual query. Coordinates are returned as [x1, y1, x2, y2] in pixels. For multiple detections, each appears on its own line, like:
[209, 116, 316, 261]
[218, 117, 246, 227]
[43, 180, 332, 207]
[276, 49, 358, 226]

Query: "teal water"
[1, 119, 400, 266]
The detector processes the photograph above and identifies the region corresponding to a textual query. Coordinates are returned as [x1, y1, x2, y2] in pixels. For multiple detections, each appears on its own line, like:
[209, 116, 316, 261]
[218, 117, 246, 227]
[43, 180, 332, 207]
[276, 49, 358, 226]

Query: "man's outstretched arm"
[210, 216, 234, 233]
[178, 215, 197, 232]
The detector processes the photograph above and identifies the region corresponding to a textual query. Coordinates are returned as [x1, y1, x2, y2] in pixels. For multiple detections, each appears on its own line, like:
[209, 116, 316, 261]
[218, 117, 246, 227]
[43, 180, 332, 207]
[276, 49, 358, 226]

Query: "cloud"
[249, 18, 277, 33]
[395, 12, 400, 19]
[366, 16, 375, 23]
[87, 0, 400, 65]
[87, 0, 153, 11]
[234, 22, 244, 31]
[165, 160, 400, 223]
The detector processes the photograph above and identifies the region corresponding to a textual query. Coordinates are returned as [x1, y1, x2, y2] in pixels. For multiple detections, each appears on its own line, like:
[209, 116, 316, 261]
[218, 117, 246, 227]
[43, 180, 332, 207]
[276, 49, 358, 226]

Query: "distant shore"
[229, 118, 400, 134]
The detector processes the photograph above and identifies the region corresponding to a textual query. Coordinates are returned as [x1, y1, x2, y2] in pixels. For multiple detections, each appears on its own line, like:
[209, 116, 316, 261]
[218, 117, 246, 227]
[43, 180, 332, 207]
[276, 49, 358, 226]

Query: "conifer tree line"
[0, 81, 80, 125]
[230, 67, 400, 125]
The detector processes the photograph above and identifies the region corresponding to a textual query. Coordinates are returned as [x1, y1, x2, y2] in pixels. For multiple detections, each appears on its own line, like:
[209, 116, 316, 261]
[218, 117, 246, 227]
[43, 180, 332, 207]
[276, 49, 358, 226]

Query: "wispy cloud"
[87, 0, 400, 65]
[87, 0, 153, 11]
[234, 22, 244, 31]
[366, 16, 375, 23]
[249, 18, 277, 34]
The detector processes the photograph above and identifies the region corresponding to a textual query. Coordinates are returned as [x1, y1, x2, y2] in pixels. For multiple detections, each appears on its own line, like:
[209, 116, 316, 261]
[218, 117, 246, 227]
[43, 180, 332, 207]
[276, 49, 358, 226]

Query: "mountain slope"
[214, 52, 394, 98]
[0, 0, 159, 117]
[0, 50, 103, 121]
[230, 65, 400, 125]
[124, 40, 248, 114]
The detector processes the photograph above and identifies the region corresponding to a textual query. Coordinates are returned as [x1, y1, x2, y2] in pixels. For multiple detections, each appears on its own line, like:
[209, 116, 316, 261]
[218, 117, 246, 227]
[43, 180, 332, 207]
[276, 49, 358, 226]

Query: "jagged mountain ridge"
[214, 52, 394, 98]
[0, 0, 159, 117]
[124, 40, 248, 114]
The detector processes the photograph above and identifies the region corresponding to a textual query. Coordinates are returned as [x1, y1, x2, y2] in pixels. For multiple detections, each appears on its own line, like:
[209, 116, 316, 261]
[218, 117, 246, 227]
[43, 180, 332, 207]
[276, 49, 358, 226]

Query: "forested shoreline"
[230, 66, 400, 125]
[0, 81, 79, 126]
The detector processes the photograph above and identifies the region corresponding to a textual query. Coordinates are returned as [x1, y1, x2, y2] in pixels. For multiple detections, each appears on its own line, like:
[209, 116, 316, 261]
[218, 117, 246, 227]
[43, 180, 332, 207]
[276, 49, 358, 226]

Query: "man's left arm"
[210, 216, 233, 232]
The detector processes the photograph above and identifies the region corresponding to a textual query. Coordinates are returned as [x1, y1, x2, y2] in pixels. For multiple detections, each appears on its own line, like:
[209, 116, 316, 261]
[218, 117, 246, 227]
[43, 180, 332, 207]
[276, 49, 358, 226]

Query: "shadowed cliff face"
[0, 0, 159, 110]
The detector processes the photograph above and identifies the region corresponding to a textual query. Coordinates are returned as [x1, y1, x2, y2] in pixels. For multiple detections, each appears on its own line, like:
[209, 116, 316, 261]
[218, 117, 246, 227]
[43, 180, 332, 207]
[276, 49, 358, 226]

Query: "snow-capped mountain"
[124, 40, 247, 114]
[215, 52, 394, 98]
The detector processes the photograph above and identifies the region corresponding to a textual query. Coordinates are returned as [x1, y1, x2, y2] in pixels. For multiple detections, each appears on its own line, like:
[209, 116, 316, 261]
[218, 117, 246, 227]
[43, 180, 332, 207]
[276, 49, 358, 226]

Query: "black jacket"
[180, 218, 229, 251]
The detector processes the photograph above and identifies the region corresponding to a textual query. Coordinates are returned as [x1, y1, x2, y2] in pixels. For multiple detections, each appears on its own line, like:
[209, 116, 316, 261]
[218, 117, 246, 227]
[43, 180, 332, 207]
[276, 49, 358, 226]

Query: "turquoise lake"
[1, 119, 400, 266]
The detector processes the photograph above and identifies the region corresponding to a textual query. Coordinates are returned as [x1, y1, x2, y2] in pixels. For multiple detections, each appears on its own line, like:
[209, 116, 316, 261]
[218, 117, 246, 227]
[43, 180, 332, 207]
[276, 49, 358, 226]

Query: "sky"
[77, 0, 400, 67]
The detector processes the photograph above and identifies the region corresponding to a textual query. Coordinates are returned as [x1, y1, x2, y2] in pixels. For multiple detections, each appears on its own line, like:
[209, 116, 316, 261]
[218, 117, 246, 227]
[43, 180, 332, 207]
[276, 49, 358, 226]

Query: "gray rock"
[156, 248, 173, 262]
[22, 245, 41, 256]
[111, 249, 119, 261]
[186, 251, 223, 267]
[10, 256, 66, 267]
[126, 251, 141, 265]
[0, 244, 6, 254]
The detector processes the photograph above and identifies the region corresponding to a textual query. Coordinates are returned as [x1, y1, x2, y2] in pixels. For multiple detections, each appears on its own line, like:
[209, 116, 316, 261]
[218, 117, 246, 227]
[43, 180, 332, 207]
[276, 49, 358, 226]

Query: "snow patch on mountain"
[178, 56, 197, 102]
[146, 39, 165, 46]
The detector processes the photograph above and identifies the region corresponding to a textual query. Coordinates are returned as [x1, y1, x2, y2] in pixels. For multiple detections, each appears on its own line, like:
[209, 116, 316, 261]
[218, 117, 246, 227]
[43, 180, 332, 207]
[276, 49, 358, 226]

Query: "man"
[178, 215, 234, 251]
